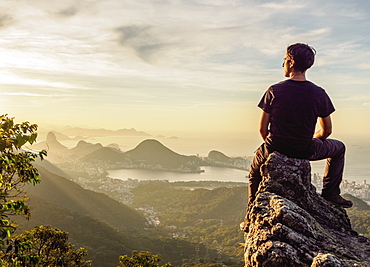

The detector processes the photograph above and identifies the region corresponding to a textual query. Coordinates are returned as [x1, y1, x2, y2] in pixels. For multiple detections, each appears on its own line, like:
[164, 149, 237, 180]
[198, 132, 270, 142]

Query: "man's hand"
[313, 115, 332, 139]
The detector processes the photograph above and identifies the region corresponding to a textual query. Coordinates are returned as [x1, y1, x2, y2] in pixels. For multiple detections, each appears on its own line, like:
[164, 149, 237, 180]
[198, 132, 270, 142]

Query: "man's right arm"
[313, 115, 332, 139]
[259, 111, 270, 141]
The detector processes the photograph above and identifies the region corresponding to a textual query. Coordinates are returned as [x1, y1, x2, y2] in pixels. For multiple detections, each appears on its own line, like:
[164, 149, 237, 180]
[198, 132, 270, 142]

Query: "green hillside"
[132, 181, 247, 226]
[26, 166, 147, 232]
[19, 165, 206, 266]
[131, 181, 247, 265]
[344, 193, 370, 211]
[344, 193, 370, 238]
[15, 195, 143, 266]
[17, 193, 199, 266]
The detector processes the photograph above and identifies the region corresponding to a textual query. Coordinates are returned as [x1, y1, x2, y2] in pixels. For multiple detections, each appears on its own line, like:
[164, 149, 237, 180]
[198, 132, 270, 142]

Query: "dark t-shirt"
[258, 79, 335, 159]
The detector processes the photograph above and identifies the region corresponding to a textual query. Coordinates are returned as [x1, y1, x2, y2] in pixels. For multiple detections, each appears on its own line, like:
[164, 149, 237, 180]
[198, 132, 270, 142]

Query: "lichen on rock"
[243, 152, 370, 267]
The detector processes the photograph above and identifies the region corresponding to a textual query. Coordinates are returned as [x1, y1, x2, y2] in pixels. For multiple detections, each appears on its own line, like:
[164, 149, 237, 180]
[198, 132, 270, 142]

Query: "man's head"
[283, 43, 316, 76]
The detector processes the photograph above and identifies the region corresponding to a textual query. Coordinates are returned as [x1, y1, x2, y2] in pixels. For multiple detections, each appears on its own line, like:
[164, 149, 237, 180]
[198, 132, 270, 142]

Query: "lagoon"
[107, 166, 248, 183]
[107, 163, 368, 185]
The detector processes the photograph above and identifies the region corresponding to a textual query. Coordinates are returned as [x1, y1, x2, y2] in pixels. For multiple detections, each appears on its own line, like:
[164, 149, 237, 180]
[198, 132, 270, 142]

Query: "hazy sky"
[1, 0, 370, 138]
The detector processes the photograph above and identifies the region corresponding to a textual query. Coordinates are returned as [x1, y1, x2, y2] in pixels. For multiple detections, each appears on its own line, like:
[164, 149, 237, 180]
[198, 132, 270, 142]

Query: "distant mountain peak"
[135, 139, 167, 148]
[46, 131, 57, 142]
[208, 150, 230, 162]
[124, 139, 200, 170]
[129, 139, 180, 157]
[76, 140, 88, 147]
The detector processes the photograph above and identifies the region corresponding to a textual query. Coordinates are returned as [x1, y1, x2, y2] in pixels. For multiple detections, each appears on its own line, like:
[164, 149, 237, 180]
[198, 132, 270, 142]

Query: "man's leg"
[248, 143, 269, 202]
[309, 138, 352, 207]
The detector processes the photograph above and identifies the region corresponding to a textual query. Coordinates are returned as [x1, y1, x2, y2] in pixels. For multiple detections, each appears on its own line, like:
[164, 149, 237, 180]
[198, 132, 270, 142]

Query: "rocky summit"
[242, 152, 370, 267]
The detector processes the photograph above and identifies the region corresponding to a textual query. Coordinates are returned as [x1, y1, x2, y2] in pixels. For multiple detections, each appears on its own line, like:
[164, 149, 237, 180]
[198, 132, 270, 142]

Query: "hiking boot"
[323, 194, 353, 208]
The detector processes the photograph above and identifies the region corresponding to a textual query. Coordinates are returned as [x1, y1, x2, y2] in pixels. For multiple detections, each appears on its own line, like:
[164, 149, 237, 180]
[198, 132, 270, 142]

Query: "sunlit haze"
[1, 1, 370, 155]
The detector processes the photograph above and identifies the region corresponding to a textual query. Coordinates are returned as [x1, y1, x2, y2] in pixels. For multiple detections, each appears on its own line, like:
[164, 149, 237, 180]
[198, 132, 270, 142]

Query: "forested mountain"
[17, 165, 216, 266]
[131, 181, 248, 264]
[16, 195, 144, 266]
[25, 166, 146, 231]
[125, 139, 201, 169]
[16, 161, 248, 266]
[344, 193, 370, 238]
[132, 181, 247, 226]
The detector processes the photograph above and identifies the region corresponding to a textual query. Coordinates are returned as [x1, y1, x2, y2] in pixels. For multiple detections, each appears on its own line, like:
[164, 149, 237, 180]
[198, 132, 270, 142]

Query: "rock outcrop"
[243, 152, 370, 267]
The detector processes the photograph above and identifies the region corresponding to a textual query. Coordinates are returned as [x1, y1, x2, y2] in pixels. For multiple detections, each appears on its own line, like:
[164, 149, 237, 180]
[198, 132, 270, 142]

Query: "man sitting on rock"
[249, 43, 352, 208]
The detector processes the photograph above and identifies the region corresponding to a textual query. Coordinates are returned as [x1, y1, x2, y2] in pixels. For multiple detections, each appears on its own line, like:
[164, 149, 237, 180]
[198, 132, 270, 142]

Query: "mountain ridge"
[26, 165, 147, 231]
[125, 139, 201, 169]
[17, 162, 211, 266]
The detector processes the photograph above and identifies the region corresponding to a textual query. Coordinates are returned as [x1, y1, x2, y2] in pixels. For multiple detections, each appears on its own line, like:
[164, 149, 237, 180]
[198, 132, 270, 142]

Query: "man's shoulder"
[270, 79, 299, 88]
[271, 80, 287, 87]
[270, 79, 325, 91]
[305, 80, 325, 90]
[267, 80, 287, 91]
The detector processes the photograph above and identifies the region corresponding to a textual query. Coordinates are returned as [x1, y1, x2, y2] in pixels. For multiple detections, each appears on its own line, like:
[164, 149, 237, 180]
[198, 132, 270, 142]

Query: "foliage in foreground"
[1, 225, 91, 266]
[0, 115, 47, 241]
[119, 250, 172, 267]
[0, 115, 90, 266]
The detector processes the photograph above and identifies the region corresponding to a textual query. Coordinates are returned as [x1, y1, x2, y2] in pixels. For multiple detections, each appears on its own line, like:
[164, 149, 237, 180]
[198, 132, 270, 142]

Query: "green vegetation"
[18, 168, 208, 266]
[0, 115, 91, 266]
[0, 115, 46, 242]
[132, 181, 247, 225]
[3, 225, 91, 266]
[18, 167, 149, 266]
[344, 193, 370, 238]
[119, 251, 172, 267]
[131, 181, 248, 266]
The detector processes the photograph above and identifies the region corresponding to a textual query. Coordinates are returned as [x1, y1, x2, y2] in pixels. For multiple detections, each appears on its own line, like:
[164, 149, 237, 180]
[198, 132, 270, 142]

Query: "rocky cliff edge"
[242, 152, 370, 267]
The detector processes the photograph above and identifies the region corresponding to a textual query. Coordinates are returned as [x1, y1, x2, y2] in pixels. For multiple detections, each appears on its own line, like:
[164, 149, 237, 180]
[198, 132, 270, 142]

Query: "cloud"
[1, 0, 370, 134]
[314, 1, 368, 20]
[358, 63, 370, 70]
[260, 1, 305, 10]
[0, 14, 13, 29]
[115, 25, 169, 63]
[0, 92, 72, 97]
[57, 6, 79, 17]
